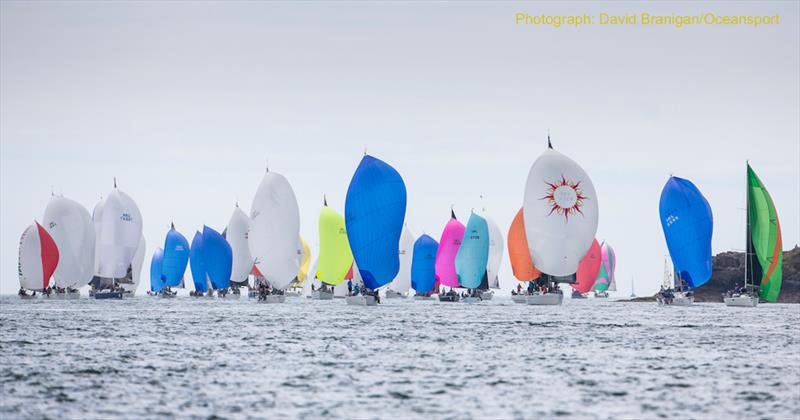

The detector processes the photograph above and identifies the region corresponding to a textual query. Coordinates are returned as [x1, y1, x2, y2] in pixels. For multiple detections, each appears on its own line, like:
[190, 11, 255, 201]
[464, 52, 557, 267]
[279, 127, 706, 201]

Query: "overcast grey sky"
[2, 1, 798, 296]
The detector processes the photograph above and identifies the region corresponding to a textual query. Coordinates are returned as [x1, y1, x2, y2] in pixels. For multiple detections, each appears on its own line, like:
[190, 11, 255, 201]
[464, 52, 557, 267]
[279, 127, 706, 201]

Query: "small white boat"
[526, 292, 563, 306]
[346, 295, 376, 306]
[724, 295, 759, 307]
[259, 294, 286, 304]
[511, 294, 527, 304]
[385, 289, 406, 299]
[478, 290, 494, 301]
[311, 290, 334, 300]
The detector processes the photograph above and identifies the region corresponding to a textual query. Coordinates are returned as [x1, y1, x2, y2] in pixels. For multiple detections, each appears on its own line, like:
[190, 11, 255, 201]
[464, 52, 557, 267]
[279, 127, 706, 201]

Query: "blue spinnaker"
[344, 155, 407, 289]
[189, 231, 208, 293]
[202, 226, 232, 290]
[454, 212, 490, 289]
[150, 247, 165, 293]
[162, 224, 190, 287]
[411, 234, 439, 293]
[659, 176, 713, 288]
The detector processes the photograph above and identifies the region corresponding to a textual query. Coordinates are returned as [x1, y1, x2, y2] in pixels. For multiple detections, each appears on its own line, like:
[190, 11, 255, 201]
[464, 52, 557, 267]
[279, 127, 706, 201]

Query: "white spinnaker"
[226, 206, 254, 284]
[92, 197, 105, 275]
[523, 147, 598, 276]
[483, 213, 504, 289]
[18, 223, 44, 290]
[96, 189, 143, 278]
[249, 171, 300, 290]
[388, 225, 414, 294]
[43, 196, 95, 288]
[126, 235, 145, 295]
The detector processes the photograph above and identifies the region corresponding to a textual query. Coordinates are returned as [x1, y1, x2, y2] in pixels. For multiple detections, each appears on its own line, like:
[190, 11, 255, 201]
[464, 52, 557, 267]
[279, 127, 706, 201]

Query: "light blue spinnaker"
[344, 155, 407, 290]
[411, 234, 439, 293]
[202, 226, 232, 290]
[189, 231, 208, 293]
[150, 247, 165, 293]
[659, 176, 713, 289]
[161, 224, 190, 287]
[454, 212, 490, 289]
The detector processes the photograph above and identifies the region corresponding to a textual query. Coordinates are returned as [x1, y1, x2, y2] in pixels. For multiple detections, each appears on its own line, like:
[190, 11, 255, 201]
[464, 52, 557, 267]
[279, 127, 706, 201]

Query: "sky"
[1, 1, 798, 296]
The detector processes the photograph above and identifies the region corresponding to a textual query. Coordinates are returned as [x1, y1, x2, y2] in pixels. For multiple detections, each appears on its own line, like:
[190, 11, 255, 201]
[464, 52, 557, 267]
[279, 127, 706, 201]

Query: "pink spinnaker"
[573, 238, 601, 293]
[435, 211, 465, 288]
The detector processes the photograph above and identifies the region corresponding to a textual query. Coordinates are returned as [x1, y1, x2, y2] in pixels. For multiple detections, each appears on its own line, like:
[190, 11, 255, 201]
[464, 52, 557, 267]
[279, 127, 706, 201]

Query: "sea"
[1, 295, 798, 420]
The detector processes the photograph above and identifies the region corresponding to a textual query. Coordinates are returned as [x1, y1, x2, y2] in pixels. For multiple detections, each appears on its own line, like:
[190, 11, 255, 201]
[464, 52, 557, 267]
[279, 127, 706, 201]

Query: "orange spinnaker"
[507, 208, 541, 281]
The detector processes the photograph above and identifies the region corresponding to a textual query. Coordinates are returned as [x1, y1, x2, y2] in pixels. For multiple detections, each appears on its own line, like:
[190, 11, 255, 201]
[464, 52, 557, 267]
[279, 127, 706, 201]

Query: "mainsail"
[227, 205, 254, 287]
[455, 212, 490, 289]
[43, 196, 95, 289]
[18, 221, 59, 290]
[507, 208, 541, 281]
[746, 164, 783, 302]
[345, 155, 407, 290]
[659, 176, 713, 289]
[411, 234, 438, 293]
[387, 224, 414, 294]
[573, 238, 601, 294]
[435, 210, 465, 288]
[523, 141, 599, 279]
[248, 170, 301, 290]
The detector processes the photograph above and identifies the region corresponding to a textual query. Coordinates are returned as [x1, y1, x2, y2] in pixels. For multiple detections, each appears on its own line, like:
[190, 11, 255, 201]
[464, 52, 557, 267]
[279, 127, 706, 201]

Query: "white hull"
[385, 290, 406, 299]
[462, 296, 481, 303]
[724, 295, 759, 307]
[526, 293, 563, 306]
[284, 290, 302, 297]
[511, 294, 527, 304]
[658, 294, 694, 306]
[259, 294, 286, 304]
[346, 295, 377, 306]
[310, 290, 334, 300]
[478, 290, 494, 301]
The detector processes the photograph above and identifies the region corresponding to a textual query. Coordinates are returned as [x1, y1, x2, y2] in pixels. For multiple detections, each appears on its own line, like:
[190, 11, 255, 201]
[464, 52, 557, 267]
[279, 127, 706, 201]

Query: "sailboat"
[202, 226, 233, 297]
[630, 276, 637, 298]
[436, 209, 465, 302]
[572, 239, 601, 299]
[386, 225, 414, 299]
[480, 207, 504, 301]
[523, 137, 599, 305]
[248, 169, 301, 303]
[593, 242, 616, 298]
[508, 208, 541, 303]
[658, 176, 713, 306]
[42, 195, 95, 298]
[344, 154, 407, 306]
[286, 237, 311, 297]
[724, 163, 783, 307]
[156, 223, 190, 297]
[312, 197, 353, 300]
[92, 180, 143, 299]
[149, 248, 165, 295]
[411, 234, 439, 299]
[226, 204, 254, 297]
[189, 231, 210, 297]
[18, 221, 59, 298]
[455, 211, 490, 303]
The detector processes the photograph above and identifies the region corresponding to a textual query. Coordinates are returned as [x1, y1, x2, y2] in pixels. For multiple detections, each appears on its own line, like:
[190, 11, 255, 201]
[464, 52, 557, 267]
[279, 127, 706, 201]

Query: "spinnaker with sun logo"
[160, 224, 190, 288]
[226, 205, 254, 287]
[345, 155, 408, 290]
[659, 176, 713, 289]
[202, 225, 232, 291]
[317, 199, 353, 287]
[573, 238, 601, 294]
[523, 144, 599, 279]
[746, 164, 783, 302]
[42, 195, 95, 289]
[455, 212, 490, 289]
[435, 210, 466, 288]
[95, 184, 143, 279]
[593, 242, 616, 292]
[150, 247, 165, 293]
[248, 170, 301, 290]
[18, 221, 60, 291]
[189, 231, 208, 294]
[507, 208, 541, 282]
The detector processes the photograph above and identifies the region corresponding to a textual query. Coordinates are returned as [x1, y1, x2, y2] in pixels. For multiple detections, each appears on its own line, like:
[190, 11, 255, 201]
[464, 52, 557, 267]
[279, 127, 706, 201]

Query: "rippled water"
[1, 295, 798, 419]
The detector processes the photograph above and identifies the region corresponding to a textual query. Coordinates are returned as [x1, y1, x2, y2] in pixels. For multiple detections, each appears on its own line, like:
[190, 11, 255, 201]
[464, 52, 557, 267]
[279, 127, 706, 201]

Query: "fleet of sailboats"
[16, 143, 786, 307]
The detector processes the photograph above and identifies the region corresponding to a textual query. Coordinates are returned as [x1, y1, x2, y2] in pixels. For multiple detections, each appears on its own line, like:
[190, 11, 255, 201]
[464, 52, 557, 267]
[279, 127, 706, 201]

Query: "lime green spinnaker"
[747, 164, 782, 302]
[317, 205, 353, 286]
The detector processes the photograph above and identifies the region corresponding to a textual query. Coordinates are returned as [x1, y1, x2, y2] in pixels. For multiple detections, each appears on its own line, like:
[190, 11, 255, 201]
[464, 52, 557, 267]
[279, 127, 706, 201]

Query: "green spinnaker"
[317, 206, 353, 286]
[747, 164, 782, 302]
